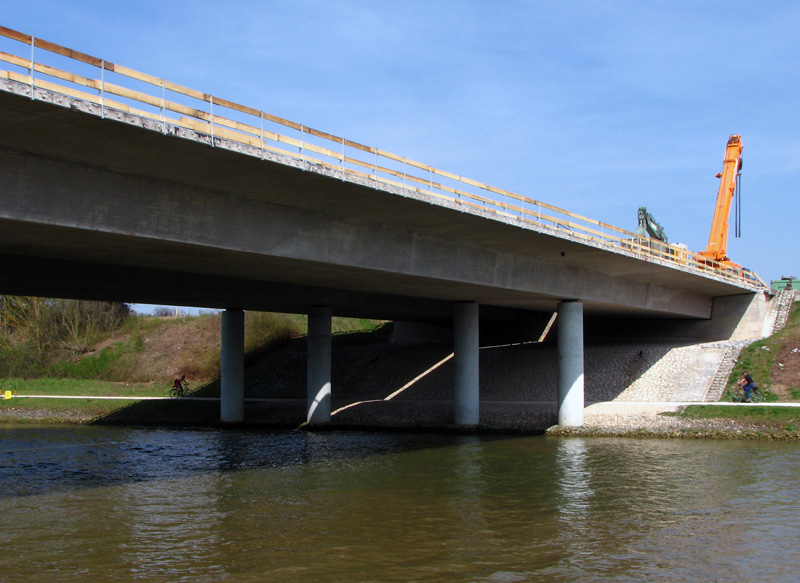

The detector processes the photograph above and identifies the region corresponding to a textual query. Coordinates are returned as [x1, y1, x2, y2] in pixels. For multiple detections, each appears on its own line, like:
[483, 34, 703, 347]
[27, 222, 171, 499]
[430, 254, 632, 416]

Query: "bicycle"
[729, 385, 763, 403]
[169, 380, 190, 399]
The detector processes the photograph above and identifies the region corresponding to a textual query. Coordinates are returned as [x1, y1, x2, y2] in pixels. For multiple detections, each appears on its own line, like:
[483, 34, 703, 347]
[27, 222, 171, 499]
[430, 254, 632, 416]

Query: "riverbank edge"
[545, 424, 800, 440]
[3, 399, 800, 440]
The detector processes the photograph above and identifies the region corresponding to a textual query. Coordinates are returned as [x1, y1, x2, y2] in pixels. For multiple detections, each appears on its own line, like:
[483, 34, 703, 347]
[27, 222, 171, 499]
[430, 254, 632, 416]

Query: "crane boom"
[698, 134, 742, 267]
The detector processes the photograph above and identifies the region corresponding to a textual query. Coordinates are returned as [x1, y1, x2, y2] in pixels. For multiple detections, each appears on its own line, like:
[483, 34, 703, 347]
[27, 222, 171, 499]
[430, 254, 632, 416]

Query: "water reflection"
[551, 438, 596, 576]
[555, 438, 592, 521]
[1, 427, 800, 582]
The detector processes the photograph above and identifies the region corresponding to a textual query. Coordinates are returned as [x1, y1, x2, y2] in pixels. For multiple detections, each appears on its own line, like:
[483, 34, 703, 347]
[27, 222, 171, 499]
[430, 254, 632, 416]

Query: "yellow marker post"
[3, 390, 12, 399]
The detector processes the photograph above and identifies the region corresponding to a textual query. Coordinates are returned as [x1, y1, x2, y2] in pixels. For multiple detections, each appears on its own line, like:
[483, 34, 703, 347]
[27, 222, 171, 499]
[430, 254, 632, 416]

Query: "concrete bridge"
[0, 27, 766, 427]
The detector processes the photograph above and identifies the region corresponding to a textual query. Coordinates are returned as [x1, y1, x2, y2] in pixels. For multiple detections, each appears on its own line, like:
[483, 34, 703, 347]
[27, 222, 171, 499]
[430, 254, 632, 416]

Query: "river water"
[1, 425, 798, 582]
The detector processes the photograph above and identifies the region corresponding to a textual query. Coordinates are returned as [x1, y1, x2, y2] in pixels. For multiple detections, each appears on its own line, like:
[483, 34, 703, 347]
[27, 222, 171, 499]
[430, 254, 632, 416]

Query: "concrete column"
[454, 301, 480, 426]
[307, 306, 332, 425]
[220, 309, 245, 423]
[557, 300, 584, 426]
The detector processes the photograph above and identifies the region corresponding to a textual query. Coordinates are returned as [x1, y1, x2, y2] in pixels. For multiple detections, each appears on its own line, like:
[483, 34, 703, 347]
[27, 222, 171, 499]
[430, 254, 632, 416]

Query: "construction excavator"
[636, 206, 668, 243]
[697, 134, 743, 269]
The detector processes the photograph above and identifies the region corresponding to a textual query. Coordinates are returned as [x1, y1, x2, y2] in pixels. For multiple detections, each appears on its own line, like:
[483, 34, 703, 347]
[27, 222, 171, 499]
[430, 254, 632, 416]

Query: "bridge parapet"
[0, 25, 764, 291]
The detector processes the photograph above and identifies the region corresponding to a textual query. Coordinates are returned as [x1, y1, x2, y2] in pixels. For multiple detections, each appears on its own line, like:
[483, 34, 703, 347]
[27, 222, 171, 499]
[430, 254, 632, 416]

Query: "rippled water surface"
[1, 425, 799, 582]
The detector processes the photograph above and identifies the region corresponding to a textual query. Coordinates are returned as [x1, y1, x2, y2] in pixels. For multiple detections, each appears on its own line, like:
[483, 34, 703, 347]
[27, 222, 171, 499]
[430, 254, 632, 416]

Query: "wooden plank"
[261, 111, 303, 132]
[181, 115, 329, 164]
[435, 168, 461, 182]
[7, 71, 98, 103]
[400, 156, 431, 171]
[344, 138, 375, 154]
[0, 52, 30, 69]
[34, 38, 103, 68]
[373, 165, 403, 180]
[194, 111, 262, 139]
[279, 135, 342, 162]
[106, 98, 181, 123]
[163, 80, 208, 102]
[209, 95, 261, 118]
[33, 62, 97, 90]
[0, 26, 31, 44]
[188, 112, 309, 152]
[23, 64, 327, 159]
[376, 148, 408, 165]
[483, 184, 526, 203]
[103, 81, 163, 109]
[459, 175, 487, 190]
[162, 100, 204, 119]
[342, 166, 373, 181]
[178, 116, 211, 133]
[343, 155, 375, 171]
[6, 71, 170, 125]
[214, 124, 262, 148]
[107, 63, 211, 104]
[271, 132, 304, 150]
[306, 127, 341, 143]
[102, 63, 162, 90]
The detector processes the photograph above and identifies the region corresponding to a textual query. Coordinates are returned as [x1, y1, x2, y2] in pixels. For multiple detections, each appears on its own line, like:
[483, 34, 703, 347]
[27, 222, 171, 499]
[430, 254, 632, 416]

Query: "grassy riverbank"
[0, 305, 386, 426]
[675, 404, 800, 437]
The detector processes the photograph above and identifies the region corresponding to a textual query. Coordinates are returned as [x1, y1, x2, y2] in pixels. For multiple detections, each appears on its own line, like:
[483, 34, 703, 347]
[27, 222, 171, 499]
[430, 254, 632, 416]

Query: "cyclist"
[738, 370, 755, 403]
[172, 374, 188, 396]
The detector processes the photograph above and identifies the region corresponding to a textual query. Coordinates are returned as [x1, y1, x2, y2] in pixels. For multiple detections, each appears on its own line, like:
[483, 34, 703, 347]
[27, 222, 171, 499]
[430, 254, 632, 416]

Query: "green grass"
[680, 404, 800, 426]
[727, 338, 776, 394]
[0, 378, 166, 398]
[49, 338, 143, 379]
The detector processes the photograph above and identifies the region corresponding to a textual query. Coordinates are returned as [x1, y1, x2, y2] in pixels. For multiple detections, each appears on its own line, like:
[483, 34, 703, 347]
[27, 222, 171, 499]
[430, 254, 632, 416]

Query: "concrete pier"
[307, 306, 332, 424]
[557, 301, 584, 426]
[220, 309, 245, 423]
[454, 301, 480, 426]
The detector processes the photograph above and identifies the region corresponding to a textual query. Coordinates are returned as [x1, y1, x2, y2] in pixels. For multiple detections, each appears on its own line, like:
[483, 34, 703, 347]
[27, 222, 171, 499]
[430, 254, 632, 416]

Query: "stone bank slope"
[249, 340, 728, 431]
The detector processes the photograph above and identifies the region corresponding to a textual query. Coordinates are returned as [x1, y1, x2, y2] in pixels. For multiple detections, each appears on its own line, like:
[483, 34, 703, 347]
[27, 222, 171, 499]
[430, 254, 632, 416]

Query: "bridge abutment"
[221, 309, 245, 423]
[307, 306, 332, 425]
[557, 301, 584, 426]
[454, 301, 480, 426]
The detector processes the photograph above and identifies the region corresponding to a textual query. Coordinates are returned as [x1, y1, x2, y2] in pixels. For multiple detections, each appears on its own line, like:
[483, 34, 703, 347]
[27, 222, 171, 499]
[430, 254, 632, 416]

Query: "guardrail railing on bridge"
[0, 25, 765, 290]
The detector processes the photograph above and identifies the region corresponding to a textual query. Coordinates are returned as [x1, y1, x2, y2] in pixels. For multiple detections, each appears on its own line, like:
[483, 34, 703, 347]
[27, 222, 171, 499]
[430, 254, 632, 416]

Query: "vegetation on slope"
[0, 295, 384, 391]
[723, 301, 800, 402]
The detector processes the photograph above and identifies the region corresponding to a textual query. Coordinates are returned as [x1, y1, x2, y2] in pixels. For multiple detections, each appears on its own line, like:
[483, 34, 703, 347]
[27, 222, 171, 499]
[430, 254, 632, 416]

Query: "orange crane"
[698, 134, 743, 269]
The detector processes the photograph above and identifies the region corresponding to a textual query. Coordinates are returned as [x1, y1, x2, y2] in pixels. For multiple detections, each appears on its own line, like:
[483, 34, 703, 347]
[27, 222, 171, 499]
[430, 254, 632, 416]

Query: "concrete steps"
[773, 289, 796, 331]
[704, 343, 746, 401]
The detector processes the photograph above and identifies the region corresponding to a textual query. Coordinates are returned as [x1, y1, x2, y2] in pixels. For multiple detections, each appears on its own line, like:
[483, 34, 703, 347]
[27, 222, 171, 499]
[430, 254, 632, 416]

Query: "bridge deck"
[0, 27, 763, 322]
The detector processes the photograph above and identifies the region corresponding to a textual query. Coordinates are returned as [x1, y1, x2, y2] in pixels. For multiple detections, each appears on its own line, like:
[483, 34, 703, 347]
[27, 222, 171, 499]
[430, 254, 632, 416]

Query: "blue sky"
[4, 1, 799, 312]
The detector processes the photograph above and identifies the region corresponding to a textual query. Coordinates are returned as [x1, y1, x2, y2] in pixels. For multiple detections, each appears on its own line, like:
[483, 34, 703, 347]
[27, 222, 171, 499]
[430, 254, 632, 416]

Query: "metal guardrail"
[0, 25, 766, 290]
